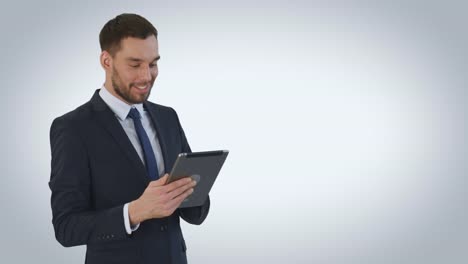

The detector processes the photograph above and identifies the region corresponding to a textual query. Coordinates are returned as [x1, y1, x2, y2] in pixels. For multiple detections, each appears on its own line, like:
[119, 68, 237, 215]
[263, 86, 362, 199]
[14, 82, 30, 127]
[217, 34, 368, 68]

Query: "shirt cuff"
[123, 203, 140, 234]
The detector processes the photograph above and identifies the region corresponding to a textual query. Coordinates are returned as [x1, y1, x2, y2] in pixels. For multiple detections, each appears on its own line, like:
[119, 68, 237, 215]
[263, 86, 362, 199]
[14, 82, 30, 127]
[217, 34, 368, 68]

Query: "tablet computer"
[167, 150, 229, 208]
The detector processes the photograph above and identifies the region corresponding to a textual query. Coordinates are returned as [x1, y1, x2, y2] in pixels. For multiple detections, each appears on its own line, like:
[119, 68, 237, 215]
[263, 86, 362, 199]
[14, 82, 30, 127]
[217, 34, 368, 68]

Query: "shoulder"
[144, 101, 186, 132]
[144, 100, 179, 117]
[50, 100, 94, 133]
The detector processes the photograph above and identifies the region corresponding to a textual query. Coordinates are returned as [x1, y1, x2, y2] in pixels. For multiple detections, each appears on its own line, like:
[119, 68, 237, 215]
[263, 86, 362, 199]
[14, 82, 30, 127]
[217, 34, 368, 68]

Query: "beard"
[111, 66, 153, 104]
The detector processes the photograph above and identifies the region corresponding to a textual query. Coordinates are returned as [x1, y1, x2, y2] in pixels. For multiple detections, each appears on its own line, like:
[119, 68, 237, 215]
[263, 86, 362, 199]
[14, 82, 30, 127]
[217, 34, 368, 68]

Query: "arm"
[49, 118, 128, 247]
[172, 108, 211, 225]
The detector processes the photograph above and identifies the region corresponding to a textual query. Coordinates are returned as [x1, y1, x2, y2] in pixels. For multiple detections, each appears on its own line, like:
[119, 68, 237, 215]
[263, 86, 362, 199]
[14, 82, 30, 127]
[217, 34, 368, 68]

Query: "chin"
[133, 94, 150, 104]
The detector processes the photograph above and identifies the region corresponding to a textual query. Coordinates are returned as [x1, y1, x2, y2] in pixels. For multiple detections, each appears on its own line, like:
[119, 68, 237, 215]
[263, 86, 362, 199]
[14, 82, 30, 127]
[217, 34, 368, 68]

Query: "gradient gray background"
[1, 0, 467, 263]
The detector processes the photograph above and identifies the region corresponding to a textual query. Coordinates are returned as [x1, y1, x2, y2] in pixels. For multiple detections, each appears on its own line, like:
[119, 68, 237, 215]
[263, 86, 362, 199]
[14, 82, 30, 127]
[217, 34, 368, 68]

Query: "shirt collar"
[99, 85, 145, 121]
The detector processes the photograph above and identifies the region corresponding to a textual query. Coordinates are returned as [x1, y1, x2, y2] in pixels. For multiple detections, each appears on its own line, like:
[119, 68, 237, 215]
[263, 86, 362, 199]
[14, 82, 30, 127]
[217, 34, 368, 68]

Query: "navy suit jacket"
[49, 90, 210, 264]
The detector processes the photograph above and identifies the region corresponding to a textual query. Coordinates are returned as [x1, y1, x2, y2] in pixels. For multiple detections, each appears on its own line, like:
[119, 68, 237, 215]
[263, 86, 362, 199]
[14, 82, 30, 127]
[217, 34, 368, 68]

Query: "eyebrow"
[125, 56, 161, 63]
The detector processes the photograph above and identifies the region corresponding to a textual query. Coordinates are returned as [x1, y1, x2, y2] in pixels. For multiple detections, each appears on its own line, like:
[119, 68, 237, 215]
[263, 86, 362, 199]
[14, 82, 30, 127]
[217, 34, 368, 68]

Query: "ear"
[100, 51, 112, 70]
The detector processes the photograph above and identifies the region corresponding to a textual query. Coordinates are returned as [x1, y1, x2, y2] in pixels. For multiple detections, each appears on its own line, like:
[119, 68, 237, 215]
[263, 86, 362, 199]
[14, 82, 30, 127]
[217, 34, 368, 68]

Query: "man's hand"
[128, 174, 196, 225]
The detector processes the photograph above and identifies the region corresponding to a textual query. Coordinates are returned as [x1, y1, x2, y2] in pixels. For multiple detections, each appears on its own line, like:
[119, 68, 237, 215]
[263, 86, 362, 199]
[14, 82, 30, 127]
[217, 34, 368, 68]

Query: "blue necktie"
[128, 107, 159, 180]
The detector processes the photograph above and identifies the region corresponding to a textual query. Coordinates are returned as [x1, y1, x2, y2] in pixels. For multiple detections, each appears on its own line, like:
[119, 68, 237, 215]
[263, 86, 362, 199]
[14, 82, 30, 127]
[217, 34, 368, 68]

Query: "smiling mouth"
[134, 84, 149, 90]
[132, 83, 152, 94]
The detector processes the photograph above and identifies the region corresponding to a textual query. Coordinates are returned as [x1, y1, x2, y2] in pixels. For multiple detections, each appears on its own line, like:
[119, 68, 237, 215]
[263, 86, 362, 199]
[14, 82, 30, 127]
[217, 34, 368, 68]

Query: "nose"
[138, 65, 152, 82]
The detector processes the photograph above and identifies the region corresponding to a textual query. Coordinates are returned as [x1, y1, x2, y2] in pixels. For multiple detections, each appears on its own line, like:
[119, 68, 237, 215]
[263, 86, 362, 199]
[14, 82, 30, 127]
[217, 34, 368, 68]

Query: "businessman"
[49, 13, 210, 264]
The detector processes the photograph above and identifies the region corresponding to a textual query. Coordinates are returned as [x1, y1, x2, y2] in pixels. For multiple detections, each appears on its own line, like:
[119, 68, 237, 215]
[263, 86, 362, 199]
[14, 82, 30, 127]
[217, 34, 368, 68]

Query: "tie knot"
[127, 107, 141, 120]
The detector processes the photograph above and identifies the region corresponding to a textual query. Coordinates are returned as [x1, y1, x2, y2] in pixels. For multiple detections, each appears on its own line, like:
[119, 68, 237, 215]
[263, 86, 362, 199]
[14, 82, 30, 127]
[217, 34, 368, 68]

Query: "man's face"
[109, 36, 159, 104]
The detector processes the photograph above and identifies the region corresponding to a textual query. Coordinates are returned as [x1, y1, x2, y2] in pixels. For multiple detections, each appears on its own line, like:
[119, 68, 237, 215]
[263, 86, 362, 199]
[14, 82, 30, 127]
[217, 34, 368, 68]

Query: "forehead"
[115, 36, 159, 60]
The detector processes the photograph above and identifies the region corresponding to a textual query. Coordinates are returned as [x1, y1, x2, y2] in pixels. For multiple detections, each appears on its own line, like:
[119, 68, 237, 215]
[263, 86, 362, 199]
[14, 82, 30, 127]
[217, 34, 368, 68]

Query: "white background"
[0, 0, 467, 263]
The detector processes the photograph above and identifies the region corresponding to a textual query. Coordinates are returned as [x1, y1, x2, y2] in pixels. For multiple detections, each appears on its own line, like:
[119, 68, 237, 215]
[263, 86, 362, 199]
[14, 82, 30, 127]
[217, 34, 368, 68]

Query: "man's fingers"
[149, 174, 169, 187]
[164, 177, 193, 193]
[167, 188, 194, 209]
[168, 180, 196, 200]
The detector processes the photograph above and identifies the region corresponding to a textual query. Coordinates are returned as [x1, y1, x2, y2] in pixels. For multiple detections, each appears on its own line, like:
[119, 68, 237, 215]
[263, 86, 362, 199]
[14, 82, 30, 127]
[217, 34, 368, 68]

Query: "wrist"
[128, 199, 144, 225]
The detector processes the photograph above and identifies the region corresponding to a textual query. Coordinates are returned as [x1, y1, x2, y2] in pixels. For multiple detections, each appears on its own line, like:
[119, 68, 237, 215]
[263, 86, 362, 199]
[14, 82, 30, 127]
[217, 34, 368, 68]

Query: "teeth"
[135, 85, 147, 90]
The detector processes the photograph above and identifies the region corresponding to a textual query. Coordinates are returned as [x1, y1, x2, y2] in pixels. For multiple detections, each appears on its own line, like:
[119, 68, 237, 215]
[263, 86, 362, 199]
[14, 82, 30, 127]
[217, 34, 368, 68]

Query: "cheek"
[152, 69, 159, 79]
[120, 70, 138, 84]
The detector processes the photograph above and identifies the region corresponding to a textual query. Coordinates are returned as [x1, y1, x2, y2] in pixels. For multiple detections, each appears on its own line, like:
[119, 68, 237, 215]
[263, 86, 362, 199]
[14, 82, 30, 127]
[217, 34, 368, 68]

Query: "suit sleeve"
[49, 117, 128, 247]
[171, 108, 210, 225]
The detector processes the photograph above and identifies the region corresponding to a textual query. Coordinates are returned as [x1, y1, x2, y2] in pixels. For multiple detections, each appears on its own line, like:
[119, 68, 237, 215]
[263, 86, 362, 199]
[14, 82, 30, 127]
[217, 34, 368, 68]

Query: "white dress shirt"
[99, 86, 165, 234]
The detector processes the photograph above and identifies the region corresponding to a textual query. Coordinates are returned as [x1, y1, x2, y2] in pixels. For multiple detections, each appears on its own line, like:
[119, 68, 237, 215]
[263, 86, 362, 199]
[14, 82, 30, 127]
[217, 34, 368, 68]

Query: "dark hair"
[99, 13, 158, 56]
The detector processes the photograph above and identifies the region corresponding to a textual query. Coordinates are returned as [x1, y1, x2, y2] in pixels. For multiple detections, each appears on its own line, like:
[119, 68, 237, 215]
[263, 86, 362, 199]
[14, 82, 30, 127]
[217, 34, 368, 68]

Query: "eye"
[130, 64, 139, 68]
[150, 63, 157, 68]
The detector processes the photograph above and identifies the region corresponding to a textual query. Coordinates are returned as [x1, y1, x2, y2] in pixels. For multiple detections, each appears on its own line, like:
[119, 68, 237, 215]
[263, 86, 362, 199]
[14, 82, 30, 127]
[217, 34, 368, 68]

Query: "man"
[49, 13, 210, 264]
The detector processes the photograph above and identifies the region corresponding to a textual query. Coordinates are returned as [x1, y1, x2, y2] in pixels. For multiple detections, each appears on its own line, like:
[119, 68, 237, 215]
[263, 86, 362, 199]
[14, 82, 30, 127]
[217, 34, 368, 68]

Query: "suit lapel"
[90, 90, 149, 185]
[144, 102, 170, 174]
